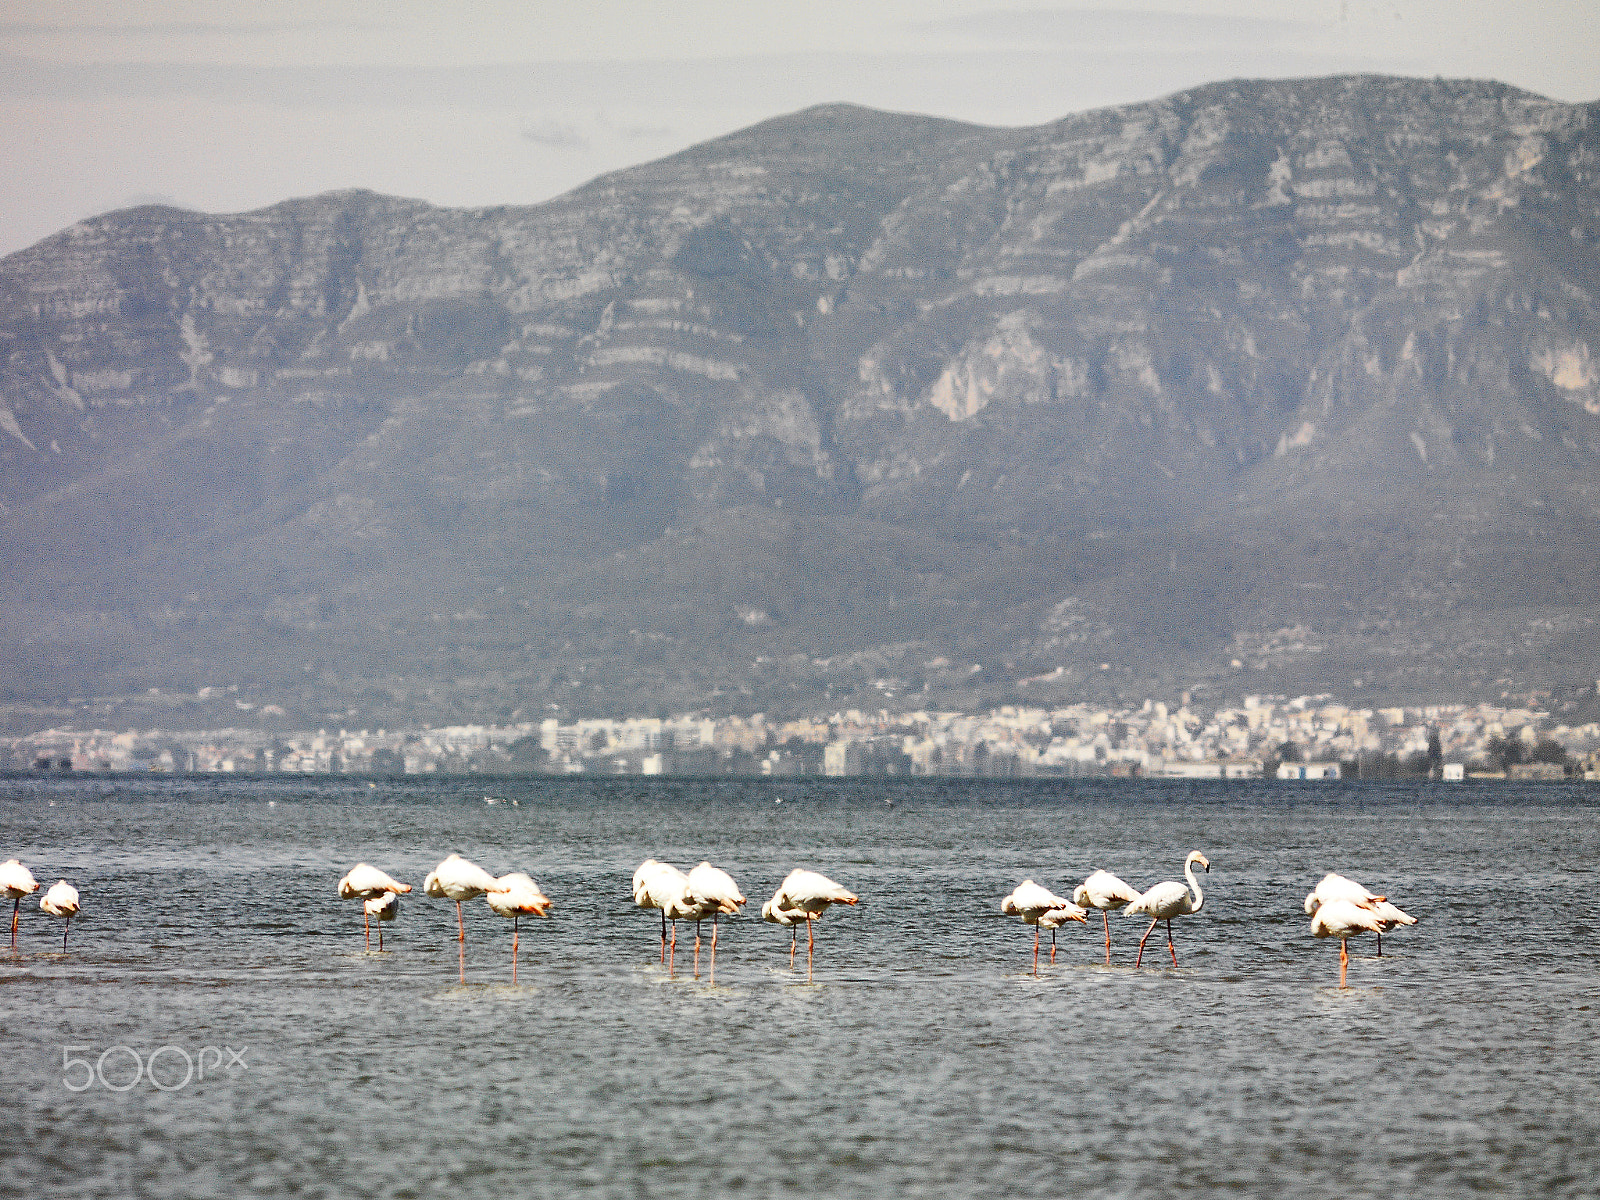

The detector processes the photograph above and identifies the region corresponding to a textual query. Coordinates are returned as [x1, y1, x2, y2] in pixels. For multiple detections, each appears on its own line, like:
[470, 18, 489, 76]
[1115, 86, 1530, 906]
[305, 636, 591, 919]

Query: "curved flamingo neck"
[1183, 855, 1205, 913]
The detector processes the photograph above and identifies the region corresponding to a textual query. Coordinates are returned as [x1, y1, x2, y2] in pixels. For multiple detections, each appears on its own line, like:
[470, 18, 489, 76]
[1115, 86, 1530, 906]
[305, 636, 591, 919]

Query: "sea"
[2, 772, 1596, 1199]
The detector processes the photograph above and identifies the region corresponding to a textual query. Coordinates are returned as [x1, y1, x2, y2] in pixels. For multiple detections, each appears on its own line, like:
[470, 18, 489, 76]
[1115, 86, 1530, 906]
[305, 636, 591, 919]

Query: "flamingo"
[364, 892, 400, 951]
[424, 854, 511, 983]
[1310, 897, 1386, 987]
[1304, 872, 1416, 956]
[1001, 880, 1085, 974]
[338, 863, 412, 950]
[1126, 851, 1209, 967]
[39, 880, 80, 952]
[761, 893, 812, 970]
[772, 869, 858, 981]
[633, 859, 691, 968]
[683, 862, 746, 982]
[1073, 869, 1142, 965]
[1037, 904, 1089, 966]
[1, 859, 38, 950]
[486, 873, 552, 985]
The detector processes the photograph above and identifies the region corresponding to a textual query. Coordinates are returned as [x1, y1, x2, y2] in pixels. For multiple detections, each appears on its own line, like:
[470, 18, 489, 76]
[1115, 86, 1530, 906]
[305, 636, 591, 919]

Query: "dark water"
[3, 773, 1597, 1198]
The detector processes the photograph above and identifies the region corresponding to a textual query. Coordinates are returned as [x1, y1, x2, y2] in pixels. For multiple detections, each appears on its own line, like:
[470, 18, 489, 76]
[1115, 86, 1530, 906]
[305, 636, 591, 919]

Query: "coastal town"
[7, 693, 1599, 781]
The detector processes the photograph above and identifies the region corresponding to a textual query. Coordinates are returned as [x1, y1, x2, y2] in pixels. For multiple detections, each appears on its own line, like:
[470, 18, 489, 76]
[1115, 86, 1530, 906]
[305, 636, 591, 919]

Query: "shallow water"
[3, 773, 1597, 1198]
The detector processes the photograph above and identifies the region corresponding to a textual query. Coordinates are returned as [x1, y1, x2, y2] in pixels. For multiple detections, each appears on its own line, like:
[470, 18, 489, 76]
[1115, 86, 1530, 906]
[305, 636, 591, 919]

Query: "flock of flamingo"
[2, 848, 1416, 988]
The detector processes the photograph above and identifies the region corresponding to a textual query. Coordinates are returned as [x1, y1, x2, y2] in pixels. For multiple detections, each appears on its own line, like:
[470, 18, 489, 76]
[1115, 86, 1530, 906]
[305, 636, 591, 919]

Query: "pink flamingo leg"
[378, 922, 385, 952]
[1135, 917, 1159, 967]
[364, 911, 371, 951]
[694, 920, 702, 979]
[10, 898, 17, 950]
[807, 918, 815, 983]
[1166, 919, 1178, 967]
[1032, 925, 1040, 976]
[1049, 927, 1058, 965]
[659, 909, 667, 964]
[512, 915, 519, 986]
[1339, 939, 1349, 988]
[1102, 910, 1112, 966]
[669, 921, 677, 976]
[456, 900, 466, 984]
[709, 914, 719, 984]
[789, 926, 797, 969]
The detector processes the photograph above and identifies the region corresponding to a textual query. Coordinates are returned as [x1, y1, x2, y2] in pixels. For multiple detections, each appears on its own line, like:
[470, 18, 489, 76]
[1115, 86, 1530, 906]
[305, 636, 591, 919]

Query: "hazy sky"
[1, 0, 1595, 257]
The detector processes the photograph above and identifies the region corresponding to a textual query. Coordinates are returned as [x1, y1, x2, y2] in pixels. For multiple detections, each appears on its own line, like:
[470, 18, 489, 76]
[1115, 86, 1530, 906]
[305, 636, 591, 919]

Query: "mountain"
[1, 75, 1598, 732]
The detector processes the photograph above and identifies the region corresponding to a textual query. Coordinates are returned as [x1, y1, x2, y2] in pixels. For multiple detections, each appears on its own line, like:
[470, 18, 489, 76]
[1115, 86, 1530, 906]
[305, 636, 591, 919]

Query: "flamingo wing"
[1369, 900, 1416, 928]
[40, 880, 80, 917]
[426, 854, 508, 899]
[776, 869, 857, 913]
[1038, 903, 1088, 928]
[487, 872, 552, 918]
[1004, 880, 1074, 920]
[1126, 880, 1189, 918]
[1081, 869, 1140, 910]
[339, 863, 411, 898]
[687, 862, 746, 913]
[1310, 898, 1385, 939]
[0, 859, 38, 897]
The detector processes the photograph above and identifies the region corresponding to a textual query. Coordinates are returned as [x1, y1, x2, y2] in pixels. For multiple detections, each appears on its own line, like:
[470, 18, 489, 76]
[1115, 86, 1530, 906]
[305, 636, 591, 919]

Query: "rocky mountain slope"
[1, 75, 1597, 730]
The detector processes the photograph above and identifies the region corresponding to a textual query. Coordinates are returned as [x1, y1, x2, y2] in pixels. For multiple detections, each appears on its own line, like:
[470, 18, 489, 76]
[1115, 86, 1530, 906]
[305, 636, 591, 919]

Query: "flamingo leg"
[1167, 918, 1178, 967]
[1376, 929, 1383, 958]
[1032, 925, 1040, 975]
[512, 914, 519, 986]
[364, 910, 371, 951]
[709, 913, 719, 985]
[456, 900, 466, 984]
[807, 917, 815, 983]
[669, 920, 677, 976]
[694, 920, 703, 979]
[1339, 938, 1349, 988]
[62, 917, 69, 953]
[659, 908, 667, 964]
[789, 925, 797, 969]
[378, 922, 385, 952]
[1049, 926, 1058, 965]
[1102, 910, 1112, 966]
[10, 897, 17, 950]
[1135, 917, 1159, 967]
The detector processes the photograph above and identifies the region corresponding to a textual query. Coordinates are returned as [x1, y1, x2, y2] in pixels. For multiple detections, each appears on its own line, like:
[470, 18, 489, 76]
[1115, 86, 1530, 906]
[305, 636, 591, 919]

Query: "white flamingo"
[338, 863, 412, 950]
[364, 892, 400, 951]
[39, 880, 80, 952]
[1310, 897, 1386, 987]
[1001, 880, 1085, 974]
[761, 893, 812, 970]
[1126, 851, 1209, 967]
[1304, 872, 1416, 956]
[1073, 869, 1142, 965]
[486, 873, 552, 984]
[772, 869, 858, 981]
[683, 862, 746, 982]
[424, 854, 511, 982]
[1, 859, 38, 950]
[1037, 904, 1090, 966]
[633, 859, 691, 969]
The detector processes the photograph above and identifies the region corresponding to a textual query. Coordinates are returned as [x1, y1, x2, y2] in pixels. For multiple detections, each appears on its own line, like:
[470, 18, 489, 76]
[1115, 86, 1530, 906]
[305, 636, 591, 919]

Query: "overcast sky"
[1, 0, 1595, 258]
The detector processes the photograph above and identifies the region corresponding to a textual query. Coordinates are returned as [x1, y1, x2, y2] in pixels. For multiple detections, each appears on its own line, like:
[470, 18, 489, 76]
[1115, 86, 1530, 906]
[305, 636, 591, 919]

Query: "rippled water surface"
[3, 774, 1598, 1198]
